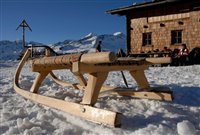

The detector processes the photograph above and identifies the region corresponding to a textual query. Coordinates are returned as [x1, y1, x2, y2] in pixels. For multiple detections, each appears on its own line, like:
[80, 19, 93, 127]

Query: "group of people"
[95, 40, 190, 66]
[146, 44, 190, 66]
[170, 44, 190, 66]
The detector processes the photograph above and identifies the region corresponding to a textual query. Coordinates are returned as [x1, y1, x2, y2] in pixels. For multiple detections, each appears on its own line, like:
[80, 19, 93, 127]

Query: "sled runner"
[14, 47, 173, 127]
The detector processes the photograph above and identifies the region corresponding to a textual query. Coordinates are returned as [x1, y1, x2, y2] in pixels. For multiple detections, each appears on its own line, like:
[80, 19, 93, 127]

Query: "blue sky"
[1, 0, 145, 44]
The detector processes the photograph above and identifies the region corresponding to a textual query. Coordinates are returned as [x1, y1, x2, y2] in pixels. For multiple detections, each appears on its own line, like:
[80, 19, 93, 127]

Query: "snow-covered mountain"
[0, 40, 44, 61]
[52, 32, 126, 54]
[0, 40, 22, 61]
[0, 32, 126, 61]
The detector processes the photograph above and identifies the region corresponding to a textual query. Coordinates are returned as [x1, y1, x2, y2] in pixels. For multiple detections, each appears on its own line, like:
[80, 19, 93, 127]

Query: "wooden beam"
[129, 70, 150, 89]
[73, 73, 87, 86]
[104, 89, 173, 101]
[126, 15, 131, 54]
[31, 52, 116, 67]
[81, 72, 108, 105]
[80, 52, 116, 64]
[14, 86, 121, 127]
[78, 63, 149, 74]
[30, 71, 49, 93]
[146, 57, 171, 64]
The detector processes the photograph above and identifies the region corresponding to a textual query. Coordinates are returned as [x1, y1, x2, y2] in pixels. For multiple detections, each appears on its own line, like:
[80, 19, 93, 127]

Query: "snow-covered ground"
[1, 61, 200, 135]
[0, 33, 200, 135]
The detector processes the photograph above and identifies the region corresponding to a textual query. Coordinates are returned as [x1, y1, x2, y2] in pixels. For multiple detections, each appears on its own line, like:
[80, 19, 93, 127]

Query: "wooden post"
[30, 72, 49, 93]
[45, 48, 51, 56]
[73, 73, 87, 86]
[81, 72, 108, 105]
[129, 69, 149, 89]
[72, 62, 87, 86]
[22, 26, 25, 48]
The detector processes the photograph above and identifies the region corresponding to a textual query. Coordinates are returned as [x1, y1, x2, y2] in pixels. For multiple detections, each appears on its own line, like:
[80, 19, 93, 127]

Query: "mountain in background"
[52, 32, 125, 54]
[0, 40, 44, 61]
[0, 32, 126, 61]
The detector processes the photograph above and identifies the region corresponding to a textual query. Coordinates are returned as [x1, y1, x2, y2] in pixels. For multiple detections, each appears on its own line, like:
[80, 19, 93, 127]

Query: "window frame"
[142, 32, 152, 46]
[171, 30, 182, 45]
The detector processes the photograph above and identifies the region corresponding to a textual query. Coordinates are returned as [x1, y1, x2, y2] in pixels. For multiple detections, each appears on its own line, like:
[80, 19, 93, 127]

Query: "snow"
[1, 62, 200, 135]
[177, 120, 197, 135]
[113, 32, 122, 36]
[0, 34, 200, 135]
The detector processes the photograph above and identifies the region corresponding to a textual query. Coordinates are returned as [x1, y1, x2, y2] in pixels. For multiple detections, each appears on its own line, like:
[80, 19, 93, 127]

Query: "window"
[171, 30, 182, 44]
[142, 32, 152, 46]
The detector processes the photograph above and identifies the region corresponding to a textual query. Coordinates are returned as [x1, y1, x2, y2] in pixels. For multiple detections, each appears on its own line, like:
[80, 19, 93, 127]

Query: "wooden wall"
[126, 0, 200, 53]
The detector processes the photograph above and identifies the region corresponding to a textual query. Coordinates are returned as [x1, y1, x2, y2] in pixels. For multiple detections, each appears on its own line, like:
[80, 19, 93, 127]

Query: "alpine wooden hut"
[107, 0, 200, 54]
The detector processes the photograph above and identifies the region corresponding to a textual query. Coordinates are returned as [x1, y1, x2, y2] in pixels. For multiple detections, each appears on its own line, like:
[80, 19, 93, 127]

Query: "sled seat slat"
[31, 53, 150, 72]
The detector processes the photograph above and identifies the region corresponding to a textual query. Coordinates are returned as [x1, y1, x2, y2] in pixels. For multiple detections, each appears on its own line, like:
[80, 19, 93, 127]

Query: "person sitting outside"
[178, 44, 189, 66]
[96, 41, 102, 52]
[117, 48, 126, 57]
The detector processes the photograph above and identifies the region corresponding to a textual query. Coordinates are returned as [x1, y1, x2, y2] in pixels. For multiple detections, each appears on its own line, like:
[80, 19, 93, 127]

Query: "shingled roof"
[106, 0, 187, 16]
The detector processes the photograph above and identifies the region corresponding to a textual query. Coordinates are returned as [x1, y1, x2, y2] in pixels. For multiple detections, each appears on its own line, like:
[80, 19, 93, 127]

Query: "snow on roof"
[106, 0, 186, 16]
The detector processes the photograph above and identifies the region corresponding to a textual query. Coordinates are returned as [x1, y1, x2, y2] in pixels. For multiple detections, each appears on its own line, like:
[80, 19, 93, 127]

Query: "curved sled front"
[14, 49, 121, 127]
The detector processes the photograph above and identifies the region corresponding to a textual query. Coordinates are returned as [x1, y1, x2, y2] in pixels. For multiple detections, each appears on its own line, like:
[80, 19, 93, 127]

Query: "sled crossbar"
[14, 48, 173, 127]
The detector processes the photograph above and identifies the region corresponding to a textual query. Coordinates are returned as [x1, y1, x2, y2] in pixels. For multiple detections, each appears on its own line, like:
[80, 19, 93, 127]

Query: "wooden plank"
[105, 90, 173, 101]
[78, 63, 149, 74]
[117, 57, 145, 61]
[50, 72, 84, 90]
[129, 70, 150, 89]
[30, 71, 49, 93]
[14, 86, 121, 127]
[73, 73, 87, 86]
[81, 72, 108, 105]
[31, 52, 116, 67]
[31, 52, 118, 72]
[146, 57, 171, 64]
[148, 13, 190, 23]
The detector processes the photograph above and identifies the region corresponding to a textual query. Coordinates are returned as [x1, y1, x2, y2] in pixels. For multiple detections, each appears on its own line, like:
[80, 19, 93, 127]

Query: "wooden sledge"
[14, 48, 173, 127]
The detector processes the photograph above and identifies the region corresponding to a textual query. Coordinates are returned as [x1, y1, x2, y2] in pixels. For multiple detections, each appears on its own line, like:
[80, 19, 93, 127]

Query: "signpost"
[16, 20, 32, 48]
